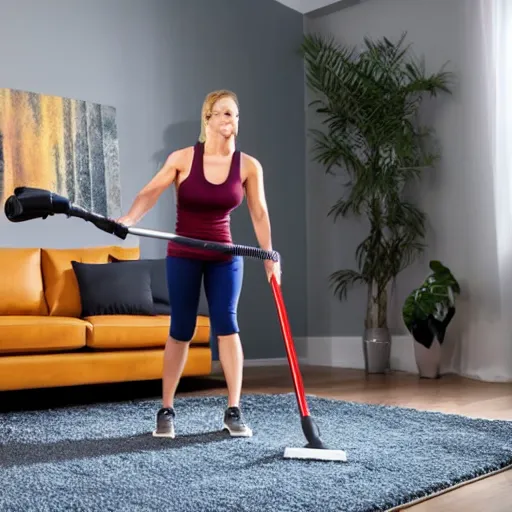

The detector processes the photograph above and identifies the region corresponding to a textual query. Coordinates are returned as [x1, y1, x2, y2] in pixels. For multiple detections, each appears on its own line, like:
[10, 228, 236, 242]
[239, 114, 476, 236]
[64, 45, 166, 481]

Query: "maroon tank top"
[167, 142, 244, 260]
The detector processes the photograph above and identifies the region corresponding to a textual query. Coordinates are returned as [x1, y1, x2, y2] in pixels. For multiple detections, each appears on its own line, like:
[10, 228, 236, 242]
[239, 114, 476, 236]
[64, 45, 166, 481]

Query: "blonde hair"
[199, 89, 239, 142]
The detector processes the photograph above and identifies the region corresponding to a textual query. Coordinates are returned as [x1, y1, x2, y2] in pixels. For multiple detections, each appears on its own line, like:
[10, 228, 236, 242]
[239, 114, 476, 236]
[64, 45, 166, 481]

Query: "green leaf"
[403, 260, 460, 327]
[329, 269, 367, 301]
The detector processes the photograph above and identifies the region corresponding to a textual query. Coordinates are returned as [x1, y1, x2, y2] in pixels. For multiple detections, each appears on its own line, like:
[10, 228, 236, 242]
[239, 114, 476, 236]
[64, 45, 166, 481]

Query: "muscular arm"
[119, 150, 182, 225]
[244, 155, 273, 252]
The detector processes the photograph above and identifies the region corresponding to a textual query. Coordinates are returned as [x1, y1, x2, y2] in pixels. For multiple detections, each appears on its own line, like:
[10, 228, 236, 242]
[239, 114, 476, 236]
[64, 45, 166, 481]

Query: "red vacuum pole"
[269, 274, 310, 418]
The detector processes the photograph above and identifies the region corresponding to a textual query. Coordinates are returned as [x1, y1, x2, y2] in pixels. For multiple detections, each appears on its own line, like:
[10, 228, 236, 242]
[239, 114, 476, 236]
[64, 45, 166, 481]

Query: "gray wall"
[304, 0, 512, 382]
[304, 0, 470, 340]
[0, 0, 306, 360]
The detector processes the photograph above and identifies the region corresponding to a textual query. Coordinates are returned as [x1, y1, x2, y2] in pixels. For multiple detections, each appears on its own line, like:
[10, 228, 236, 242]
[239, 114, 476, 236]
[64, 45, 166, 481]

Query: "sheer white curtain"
[492, 0, 512, 380]
[455, 0, 512, 381]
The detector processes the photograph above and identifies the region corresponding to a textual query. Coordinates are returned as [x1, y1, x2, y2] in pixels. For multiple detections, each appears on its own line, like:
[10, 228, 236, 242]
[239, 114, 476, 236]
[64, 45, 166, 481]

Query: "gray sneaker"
[152, 407, 175, 438]
[223, 406, 253, 437]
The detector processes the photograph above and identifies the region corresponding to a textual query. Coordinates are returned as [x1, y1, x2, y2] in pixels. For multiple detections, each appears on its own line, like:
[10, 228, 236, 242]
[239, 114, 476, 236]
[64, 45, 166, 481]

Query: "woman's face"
[207, 96, 239, 139]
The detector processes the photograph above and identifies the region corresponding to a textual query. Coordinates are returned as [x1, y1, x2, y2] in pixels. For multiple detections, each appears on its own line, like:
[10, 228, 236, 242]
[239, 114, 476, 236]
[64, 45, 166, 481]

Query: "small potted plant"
[402, 260, 460, 378]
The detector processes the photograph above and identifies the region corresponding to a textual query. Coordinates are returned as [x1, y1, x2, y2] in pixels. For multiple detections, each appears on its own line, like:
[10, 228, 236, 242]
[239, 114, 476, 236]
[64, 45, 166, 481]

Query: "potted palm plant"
[301, 32, 453, 373]
[402, 260, 460, 378]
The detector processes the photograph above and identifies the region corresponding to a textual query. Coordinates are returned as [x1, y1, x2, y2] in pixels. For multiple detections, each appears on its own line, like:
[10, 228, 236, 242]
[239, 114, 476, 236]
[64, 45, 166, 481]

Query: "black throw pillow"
[109, 255, 210, 316]
[71, 260, 156, 317]
[147, 258, 169, 304]
[109, 256, 168, 303]
[153, 301, 170, 315]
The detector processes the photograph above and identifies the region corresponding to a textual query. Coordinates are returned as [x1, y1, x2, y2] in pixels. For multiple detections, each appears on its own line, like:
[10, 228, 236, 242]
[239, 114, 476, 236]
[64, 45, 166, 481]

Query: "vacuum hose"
[4, 187, 280, 262]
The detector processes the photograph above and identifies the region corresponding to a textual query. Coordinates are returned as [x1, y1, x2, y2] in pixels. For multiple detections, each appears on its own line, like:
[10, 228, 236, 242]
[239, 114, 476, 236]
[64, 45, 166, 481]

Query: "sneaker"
[152, 407, 175, 438]
[223, 406, 253, 437]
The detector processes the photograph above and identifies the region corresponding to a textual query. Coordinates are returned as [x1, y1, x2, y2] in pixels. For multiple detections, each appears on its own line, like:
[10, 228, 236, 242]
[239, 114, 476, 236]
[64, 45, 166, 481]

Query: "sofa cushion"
[0, 347, 212, 391]
[0, 248, 48, 315]
[41, 245, 139, 317]
[85, 315, 210, 349]
[0, 316, 87, 354]
[71, 260, 156, 317]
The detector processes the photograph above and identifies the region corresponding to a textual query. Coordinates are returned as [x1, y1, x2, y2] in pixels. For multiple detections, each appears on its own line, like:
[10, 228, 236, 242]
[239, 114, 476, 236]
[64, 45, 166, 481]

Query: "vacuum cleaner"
[4, 186, 347, 463]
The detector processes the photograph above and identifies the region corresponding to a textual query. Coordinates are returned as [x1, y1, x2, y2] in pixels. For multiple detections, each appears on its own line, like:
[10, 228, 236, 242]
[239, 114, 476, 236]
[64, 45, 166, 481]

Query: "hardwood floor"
[181, 365, 512, 512]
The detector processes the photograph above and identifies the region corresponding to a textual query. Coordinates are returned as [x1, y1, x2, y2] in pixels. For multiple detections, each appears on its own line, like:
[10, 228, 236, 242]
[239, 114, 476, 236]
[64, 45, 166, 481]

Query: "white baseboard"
[210, 336, 417, 374]
[303, 335, 418, 373]
[211, 357, 308, 374]
[208, 338, 512, 382]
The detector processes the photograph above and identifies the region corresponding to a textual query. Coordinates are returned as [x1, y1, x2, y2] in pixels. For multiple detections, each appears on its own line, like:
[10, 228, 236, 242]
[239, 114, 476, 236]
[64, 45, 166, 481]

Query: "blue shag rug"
[0, 392, 511, 512]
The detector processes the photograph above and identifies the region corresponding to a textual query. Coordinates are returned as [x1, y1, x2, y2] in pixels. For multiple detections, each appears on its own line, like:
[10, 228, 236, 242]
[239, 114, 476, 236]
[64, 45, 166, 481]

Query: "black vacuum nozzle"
[3, 186, 129, 240]
[4, 187, 70, 222]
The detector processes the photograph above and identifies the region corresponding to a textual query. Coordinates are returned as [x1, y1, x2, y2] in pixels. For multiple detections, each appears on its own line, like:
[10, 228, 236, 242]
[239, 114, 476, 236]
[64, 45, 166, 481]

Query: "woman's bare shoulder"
[240, 152, 263, 180]
[241, 151, 261, 166]
[165, 145, 195, 171]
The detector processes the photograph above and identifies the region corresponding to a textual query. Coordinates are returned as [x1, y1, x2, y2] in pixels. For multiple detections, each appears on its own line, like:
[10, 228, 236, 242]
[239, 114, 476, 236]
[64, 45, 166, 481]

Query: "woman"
[117, 90, 281, 439]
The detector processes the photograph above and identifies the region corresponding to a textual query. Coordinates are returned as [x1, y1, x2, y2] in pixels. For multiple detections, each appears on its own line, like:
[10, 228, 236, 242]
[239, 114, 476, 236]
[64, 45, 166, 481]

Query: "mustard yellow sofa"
[0, 245, 211, 391]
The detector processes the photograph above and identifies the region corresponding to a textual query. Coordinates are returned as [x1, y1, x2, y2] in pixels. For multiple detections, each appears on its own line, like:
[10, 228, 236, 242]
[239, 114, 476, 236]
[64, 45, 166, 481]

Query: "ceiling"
[274, 0, 343, 14]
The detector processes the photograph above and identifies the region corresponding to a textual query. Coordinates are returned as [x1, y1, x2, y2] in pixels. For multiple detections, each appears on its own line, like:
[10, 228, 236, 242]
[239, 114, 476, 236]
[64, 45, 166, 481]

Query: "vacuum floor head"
[283, 446, 348, 462]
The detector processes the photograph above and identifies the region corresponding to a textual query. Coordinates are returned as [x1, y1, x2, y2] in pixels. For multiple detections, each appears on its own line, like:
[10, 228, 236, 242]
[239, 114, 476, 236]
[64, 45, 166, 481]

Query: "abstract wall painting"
[0, 88, 121, 218]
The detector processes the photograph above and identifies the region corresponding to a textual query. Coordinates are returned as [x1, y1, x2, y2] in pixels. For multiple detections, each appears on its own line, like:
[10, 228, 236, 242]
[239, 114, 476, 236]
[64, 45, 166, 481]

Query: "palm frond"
[302, 31, 452, 309]
[329, 269, 367, 301]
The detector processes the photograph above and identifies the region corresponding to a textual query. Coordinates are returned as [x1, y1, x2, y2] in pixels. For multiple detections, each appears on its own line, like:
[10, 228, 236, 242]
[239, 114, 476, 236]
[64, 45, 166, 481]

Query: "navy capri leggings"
[166, 255, 243, 342]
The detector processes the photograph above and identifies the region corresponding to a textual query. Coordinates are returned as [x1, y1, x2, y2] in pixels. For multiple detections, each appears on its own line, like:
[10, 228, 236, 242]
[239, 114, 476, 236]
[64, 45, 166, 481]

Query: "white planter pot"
[414, 337, 442, 379]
